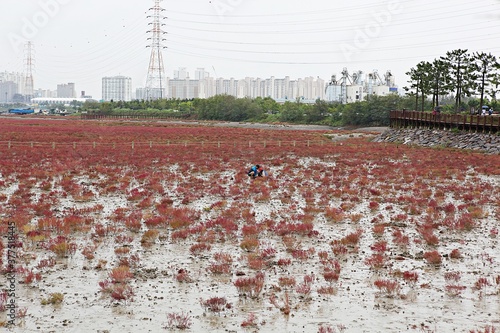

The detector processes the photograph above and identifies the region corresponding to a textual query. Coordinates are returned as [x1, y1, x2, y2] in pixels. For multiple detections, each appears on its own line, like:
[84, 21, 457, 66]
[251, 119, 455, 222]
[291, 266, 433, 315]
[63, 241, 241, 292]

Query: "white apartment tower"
[102, 76, 132, 102]
[174, 68, 189, 80]
[195, 68, 210, 80]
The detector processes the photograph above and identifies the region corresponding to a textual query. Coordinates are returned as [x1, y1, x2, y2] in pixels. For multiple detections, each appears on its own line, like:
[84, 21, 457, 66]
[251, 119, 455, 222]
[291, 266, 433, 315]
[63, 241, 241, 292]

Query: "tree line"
[82, 93, 498, 128]
[405, 49, 500, 113]
[81, 94, 416, 127]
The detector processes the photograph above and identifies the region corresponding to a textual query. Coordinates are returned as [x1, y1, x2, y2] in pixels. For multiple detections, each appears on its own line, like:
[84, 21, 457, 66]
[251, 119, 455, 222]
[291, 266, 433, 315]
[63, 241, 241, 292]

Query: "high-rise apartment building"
[195, 68, 210, 80]
[174, 68, 188, 80]
[57, 82, 76, 98]
[34, 88, 57, 98]
[0, 71, 26, 97]
[0, 81, 18, 102]
[102, 76, 132, 102]
[166, 77, 199, 100]
[164, 68, 327, 102]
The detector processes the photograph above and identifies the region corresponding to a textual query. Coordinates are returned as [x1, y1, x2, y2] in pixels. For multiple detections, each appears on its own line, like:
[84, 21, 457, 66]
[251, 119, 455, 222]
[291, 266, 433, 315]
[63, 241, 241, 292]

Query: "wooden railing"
[80, 113, 190, 120]
[390, 110, 500, 133]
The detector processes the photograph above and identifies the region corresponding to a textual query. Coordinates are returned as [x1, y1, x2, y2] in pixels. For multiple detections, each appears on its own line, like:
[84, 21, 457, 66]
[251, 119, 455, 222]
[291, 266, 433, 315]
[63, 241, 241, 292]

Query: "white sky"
[1, 0, 500, 100]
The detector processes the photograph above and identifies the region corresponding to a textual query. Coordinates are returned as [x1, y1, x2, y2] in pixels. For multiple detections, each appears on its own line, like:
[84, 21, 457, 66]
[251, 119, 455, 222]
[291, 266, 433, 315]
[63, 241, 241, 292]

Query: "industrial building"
[325, 68, 397, 104]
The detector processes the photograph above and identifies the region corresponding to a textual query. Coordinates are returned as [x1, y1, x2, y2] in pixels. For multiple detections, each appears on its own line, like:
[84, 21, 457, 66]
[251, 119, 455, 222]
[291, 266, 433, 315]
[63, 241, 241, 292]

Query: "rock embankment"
[373, 128, 500, 154]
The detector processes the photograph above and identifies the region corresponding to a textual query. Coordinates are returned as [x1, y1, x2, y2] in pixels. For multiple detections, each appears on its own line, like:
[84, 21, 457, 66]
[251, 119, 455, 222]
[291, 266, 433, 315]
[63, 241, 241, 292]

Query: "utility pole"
[24, 41, 34, 103]
[145, 0, 167, 100]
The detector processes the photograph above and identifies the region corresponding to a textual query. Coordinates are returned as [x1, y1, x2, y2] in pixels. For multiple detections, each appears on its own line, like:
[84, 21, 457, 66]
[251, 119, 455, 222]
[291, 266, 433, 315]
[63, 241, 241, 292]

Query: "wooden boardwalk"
[390, 110, 500, 133]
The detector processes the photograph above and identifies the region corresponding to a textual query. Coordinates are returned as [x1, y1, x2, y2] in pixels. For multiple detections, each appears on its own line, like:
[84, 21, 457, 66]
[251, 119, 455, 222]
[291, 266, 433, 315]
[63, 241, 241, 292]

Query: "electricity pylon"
[145, 0, 167, 100]
[24, 41, 34, 102]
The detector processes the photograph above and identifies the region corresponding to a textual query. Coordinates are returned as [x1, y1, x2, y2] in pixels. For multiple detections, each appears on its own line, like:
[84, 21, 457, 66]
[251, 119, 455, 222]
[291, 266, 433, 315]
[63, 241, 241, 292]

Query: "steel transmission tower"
[145, 0, 166, 100]
[24, 41, 35, 102]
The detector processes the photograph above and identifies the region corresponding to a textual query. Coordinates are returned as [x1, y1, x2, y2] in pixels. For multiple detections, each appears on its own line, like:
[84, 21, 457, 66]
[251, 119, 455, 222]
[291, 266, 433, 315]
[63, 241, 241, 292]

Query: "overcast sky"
[1, 0, 500, 99]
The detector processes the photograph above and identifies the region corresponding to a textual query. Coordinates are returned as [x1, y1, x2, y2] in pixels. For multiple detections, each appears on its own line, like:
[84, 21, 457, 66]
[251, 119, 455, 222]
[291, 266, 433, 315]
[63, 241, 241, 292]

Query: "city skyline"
[1, 0, 500, 100]
[1, 66, 391, 103]
[26, 70, 329, 102]
[21, 68, 393, 104]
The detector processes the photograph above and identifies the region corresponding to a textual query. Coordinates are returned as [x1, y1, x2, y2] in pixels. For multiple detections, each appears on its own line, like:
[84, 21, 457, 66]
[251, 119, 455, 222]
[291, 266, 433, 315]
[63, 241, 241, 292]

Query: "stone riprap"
[373, 128, 500, 154]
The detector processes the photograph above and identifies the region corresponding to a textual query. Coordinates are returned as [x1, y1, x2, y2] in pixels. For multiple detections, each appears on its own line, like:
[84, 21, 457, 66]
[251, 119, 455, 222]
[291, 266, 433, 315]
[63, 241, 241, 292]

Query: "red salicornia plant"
[200, 297, 231, 314]
[234, 272, 265, 299]
[164, 311, 192, 330]
[374, 279, 400, 298]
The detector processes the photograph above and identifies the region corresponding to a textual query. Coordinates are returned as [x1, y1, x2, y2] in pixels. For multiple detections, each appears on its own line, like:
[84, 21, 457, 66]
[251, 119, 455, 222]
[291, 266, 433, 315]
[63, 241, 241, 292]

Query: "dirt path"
[189, 121, 388, 133]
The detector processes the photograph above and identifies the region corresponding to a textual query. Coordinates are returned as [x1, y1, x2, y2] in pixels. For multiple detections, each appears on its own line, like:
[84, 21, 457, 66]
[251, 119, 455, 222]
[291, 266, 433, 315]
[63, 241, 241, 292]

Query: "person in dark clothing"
[247, 164, 265, 179]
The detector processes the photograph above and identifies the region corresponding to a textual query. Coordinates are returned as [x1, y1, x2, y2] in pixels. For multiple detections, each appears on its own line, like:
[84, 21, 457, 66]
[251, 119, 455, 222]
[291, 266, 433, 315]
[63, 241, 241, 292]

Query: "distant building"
[135, 88, 146, 100]
[34, 88, 57, 98]
[163, 68, 325, 101]
[0, 81, 18, 102]
[135, 87, 166, 100]
[195, 68, 210, 80]
[80, 91, 92, 99]
[57, 82, 76, 98]
[102, 76, 132, 102]
[174, 68, 189, 80]
[167, 78, 199, 100]
[0, 71, 30, 98]
[325, 69, 397, 104]
[215, 78, 238, 97]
